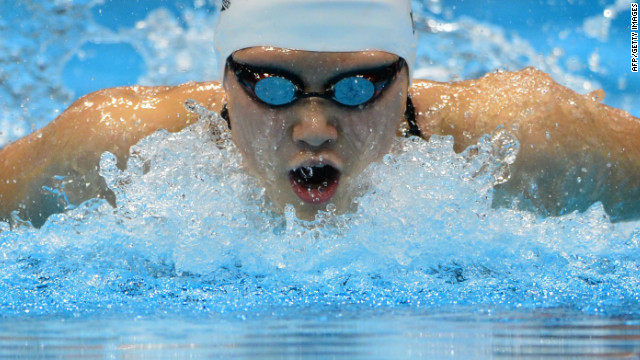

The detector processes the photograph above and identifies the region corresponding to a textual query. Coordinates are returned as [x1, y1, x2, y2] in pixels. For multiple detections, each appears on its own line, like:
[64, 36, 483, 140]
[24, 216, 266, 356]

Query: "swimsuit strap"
[404, 95, 421, 137]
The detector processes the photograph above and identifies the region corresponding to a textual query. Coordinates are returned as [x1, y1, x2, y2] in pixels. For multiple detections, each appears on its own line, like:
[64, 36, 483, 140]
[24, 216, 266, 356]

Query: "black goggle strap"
[403, 95, 421, 138]
[220, 103, 231, 130]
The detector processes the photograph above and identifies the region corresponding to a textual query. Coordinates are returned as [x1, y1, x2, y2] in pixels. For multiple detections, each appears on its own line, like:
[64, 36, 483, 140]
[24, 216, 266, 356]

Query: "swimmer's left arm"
[409, 67, 640, 219]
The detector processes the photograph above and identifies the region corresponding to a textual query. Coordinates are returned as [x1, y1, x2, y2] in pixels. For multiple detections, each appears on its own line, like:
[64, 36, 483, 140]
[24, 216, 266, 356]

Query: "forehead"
[231, 47, 399, 76]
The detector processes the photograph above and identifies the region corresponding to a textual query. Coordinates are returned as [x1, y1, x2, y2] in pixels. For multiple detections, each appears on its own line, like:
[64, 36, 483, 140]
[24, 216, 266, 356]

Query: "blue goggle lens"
[253, 76, 377, 107]
[332, 77, 376, 106]
[254, 77, 297, 106]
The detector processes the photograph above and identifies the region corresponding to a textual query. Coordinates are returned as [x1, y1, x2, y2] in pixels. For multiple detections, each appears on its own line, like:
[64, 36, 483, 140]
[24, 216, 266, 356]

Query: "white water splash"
[1, 104, 639, 317]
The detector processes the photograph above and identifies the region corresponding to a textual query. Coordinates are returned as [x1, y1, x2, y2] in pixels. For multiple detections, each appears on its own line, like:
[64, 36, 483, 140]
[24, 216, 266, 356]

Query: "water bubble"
[1, 119, 639, 316]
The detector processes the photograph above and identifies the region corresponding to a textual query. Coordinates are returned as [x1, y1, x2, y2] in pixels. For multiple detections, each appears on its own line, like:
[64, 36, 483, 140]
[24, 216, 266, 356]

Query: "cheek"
[228, 99, 288, 178]
[341, 98, 403, 162]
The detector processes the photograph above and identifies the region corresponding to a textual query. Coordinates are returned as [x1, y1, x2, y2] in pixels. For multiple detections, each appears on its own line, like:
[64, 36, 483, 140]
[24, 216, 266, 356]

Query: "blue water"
[1, 0, 640, 358]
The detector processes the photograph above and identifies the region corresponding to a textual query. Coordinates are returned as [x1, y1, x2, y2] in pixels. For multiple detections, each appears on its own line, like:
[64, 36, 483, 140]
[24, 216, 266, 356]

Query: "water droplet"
[382, 154, 393, 165]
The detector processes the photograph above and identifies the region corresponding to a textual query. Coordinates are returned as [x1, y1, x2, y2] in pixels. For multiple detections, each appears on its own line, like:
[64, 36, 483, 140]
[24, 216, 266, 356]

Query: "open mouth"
[289, 164, 341, 204]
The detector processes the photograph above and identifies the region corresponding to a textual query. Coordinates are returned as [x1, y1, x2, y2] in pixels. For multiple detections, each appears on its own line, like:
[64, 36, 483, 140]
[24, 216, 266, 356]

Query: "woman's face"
[224, 47, 409, 220]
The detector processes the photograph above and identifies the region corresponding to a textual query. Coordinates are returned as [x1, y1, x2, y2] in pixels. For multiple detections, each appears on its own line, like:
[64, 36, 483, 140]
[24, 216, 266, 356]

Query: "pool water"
[1, 0, 640, 358]
[2, 308, 639, 359]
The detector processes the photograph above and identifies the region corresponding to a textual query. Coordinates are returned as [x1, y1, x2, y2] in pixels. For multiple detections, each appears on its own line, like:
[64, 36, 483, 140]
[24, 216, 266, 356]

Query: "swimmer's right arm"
[0, 81, 225, 226]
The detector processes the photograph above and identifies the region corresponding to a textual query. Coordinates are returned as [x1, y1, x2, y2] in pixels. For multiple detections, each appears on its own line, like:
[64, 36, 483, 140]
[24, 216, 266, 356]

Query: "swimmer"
[1, 0, 639, 227]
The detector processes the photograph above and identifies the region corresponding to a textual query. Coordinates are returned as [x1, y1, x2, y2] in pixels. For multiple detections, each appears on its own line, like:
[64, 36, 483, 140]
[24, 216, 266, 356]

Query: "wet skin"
[1, 47, 639, 226]
[224, 48, 407, 220]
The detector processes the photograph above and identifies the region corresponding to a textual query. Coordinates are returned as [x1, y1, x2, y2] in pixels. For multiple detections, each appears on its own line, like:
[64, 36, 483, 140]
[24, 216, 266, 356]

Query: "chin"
[293, 207, 322, 221]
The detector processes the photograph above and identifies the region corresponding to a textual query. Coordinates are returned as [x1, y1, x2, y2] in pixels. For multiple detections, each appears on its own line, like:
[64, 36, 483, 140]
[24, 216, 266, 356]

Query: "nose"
[291, 100, 338, 148]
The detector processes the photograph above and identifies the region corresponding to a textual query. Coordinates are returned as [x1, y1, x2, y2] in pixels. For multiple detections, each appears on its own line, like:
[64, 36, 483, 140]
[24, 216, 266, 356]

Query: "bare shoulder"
[0, 81, 225, 225]
[52, 81, 225, 162]
[409, 67, 640, 156]
[409, 68, 640, 220]
[75, 81, 224, 138]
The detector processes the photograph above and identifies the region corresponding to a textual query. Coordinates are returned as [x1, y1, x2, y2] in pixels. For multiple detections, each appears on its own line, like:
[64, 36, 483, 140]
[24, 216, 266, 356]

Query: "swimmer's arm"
[0, 81, 225, 226]
[409, 67, 640, 219]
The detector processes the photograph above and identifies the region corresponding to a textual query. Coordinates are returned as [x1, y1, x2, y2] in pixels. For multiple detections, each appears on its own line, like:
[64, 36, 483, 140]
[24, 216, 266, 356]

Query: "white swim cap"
[214, 0, 417, 81]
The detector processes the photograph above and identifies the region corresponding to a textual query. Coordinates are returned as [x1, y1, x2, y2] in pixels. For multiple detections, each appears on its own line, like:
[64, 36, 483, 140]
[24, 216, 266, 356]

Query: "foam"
[1, 104, 639, 317]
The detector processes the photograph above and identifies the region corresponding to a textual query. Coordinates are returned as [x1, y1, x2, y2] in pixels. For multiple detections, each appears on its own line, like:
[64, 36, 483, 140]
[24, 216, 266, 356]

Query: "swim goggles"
[226, 56, 406, 107]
